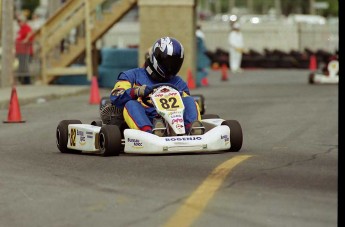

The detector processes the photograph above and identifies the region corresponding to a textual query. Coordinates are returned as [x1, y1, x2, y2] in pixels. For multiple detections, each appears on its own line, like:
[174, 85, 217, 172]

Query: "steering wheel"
[142, 83, 181, 107]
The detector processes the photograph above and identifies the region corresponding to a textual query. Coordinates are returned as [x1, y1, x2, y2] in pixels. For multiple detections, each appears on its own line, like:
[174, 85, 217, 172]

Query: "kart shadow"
[122, 151, 228, 157]
[56, 150, 240, 157]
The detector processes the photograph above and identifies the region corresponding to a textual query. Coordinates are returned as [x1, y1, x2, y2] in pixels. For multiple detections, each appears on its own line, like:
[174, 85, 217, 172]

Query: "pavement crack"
[225, 145, 337, 188]
[152, 197, 186, 213]
[264, 144, 337, 171]
[225, 176, 257, 188]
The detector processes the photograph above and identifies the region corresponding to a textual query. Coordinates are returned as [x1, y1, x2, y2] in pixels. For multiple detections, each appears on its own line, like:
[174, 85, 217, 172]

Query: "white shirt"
[228, 30, 244, 49]
[29, 18, 45, 32]
[196, 29, 205, 40]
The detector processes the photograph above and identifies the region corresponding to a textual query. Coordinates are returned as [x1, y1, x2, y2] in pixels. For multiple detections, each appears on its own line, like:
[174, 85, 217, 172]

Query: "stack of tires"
[98, 48, 138, 88]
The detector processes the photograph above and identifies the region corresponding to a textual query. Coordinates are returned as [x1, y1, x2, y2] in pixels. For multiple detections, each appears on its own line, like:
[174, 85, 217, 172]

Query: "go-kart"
[309, 59, 339, 84]
[56, 84, 243, 156]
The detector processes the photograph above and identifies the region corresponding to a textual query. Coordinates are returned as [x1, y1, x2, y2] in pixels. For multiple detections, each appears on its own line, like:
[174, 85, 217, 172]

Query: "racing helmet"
[145, 37, 184, 82]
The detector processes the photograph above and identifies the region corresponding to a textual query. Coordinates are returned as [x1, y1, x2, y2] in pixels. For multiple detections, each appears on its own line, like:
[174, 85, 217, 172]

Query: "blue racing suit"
[110, 68, 201, 133]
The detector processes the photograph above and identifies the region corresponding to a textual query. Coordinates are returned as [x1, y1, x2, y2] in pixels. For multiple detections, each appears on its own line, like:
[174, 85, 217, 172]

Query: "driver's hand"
[133, 85, 153, 97]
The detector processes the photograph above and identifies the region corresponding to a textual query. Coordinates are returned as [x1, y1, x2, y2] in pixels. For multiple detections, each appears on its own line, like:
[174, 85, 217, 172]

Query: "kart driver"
[110, 37, 204, 136]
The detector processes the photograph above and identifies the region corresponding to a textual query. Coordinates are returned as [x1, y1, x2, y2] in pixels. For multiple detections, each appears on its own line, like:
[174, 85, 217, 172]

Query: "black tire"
[192, 94, 206, 115]
[99, 125, 122, 156]
[308, 73, 315, 84]
[221, 120, 243, 152]
[100, 96, 111, 110]
[56, 120, 82, 154]
[202, 114, 220, 119]
[91, 120, 103, 127]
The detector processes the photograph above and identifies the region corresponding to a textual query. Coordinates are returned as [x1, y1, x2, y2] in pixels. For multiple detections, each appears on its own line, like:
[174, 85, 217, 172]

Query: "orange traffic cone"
[89, 76, 101, 105]
[221, 64, 229, 81]
[201, 77, 209, 86]
[3, 86, 25, 123]
[187, 68, 196, 90]
[309, 54, 317, 71]
[211, 62, 220, 70]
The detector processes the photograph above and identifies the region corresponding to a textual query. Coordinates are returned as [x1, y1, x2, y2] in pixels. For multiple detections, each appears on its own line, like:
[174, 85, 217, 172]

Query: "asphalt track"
[0, 69, 338, 227]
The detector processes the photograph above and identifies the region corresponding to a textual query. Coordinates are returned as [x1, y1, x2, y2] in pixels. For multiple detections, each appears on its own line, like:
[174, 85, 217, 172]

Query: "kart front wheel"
[56, 120, 82, 154]
[308, 73, 315, 84]
[222, 120, 243, 152]
[99, 125, 122, 156]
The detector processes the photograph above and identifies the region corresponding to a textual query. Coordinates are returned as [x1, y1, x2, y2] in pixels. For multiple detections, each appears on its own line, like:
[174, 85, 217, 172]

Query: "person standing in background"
[29, 11, 45, 32]
[228, 22, 244, 74]
[15, 14, 34, 85]
[196, 24, 211, 87]
[196, 25, 205, 41]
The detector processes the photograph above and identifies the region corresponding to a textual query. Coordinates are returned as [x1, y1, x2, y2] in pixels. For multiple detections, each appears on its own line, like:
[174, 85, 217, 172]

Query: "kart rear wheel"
[222, 120, 243, 152]
[99, 125, 122, 156]
[56, 120, 82, 154]
[91, 120, 103, 127]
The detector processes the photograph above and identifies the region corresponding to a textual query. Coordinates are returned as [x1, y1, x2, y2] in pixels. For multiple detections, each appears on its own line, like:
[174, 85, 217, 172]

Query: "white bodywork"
[124, 124, 230, 154]
[312, 60, 339, 84]
[66, 119, 231, 154]
[67, 124, 101, 152]
[312, 74, 338, 84]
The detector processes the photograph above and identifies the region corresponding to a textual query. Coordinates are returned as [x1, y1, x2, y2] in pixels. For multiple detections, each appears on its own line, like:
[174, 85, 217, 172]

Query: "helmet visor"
[155, 54, 183, 79]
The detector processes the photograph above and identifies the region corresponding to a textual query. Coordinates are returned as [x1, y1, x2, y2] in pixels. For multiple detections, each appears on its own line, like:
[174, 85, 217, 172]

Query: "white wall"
[101, 21, 338, 53]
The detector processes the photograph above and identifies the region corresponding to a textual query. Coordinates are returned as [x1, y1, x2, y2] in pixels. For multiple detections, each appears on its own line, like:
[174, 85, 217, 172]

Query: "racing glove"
[131, 85, 153, 98]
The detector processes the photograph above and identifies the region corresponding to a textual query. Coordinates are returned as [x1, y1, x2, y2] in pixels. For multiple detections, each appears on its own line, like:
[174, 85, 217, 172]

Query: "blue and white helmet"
[146, 37, 184, 82]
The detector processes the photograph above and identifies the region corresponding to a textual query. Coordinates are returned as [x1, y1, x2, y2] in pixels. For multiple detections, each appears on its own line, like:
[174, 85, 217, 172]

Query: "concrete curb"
[0, 85, 90, 110]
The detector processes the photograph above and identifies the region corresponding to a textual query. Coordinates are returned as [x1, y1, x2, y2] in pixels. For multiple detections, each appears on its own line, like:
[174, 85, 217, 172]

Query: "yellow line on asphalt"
[163, 155, 252, 227]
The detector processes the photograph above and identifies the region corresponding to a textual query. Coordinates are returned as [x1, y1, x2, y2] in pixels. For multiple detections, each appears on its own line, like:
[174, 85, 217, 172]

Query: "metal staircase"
[34, 0, 137, 84]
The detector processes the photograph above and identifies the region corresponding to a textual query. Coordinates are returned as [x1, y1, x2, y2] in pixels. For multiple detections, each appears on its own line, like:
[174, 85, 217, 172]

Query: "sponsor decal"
[79, 137, 86, 145]
[172, 118, 183, 124]
[77, 130, 86, 145]
[168, 111, 182, 116]
[128, 138, 143, 147]
[221, 135, 230, 142]
[170, 114, 182, 118]
[167, 92, 178, 96]
[154, 93, 164, 97]
[165, 136, 202, 141]
[175, 124, 184, 129]
[77, 130, 86, 146]
[160, 88, 170, 93]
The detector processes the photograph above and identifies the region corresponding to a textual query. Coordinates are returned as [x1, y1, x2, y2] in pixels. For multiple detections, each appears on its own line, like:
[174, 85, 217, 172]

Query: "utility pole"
[228, 0, 235, 14]
[214, 0, 221, 15]
[309, 0, 315, 15]
[275, 0, 282, 16]
[247, 0, 253, 14]
[1, 0, 14, 88]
